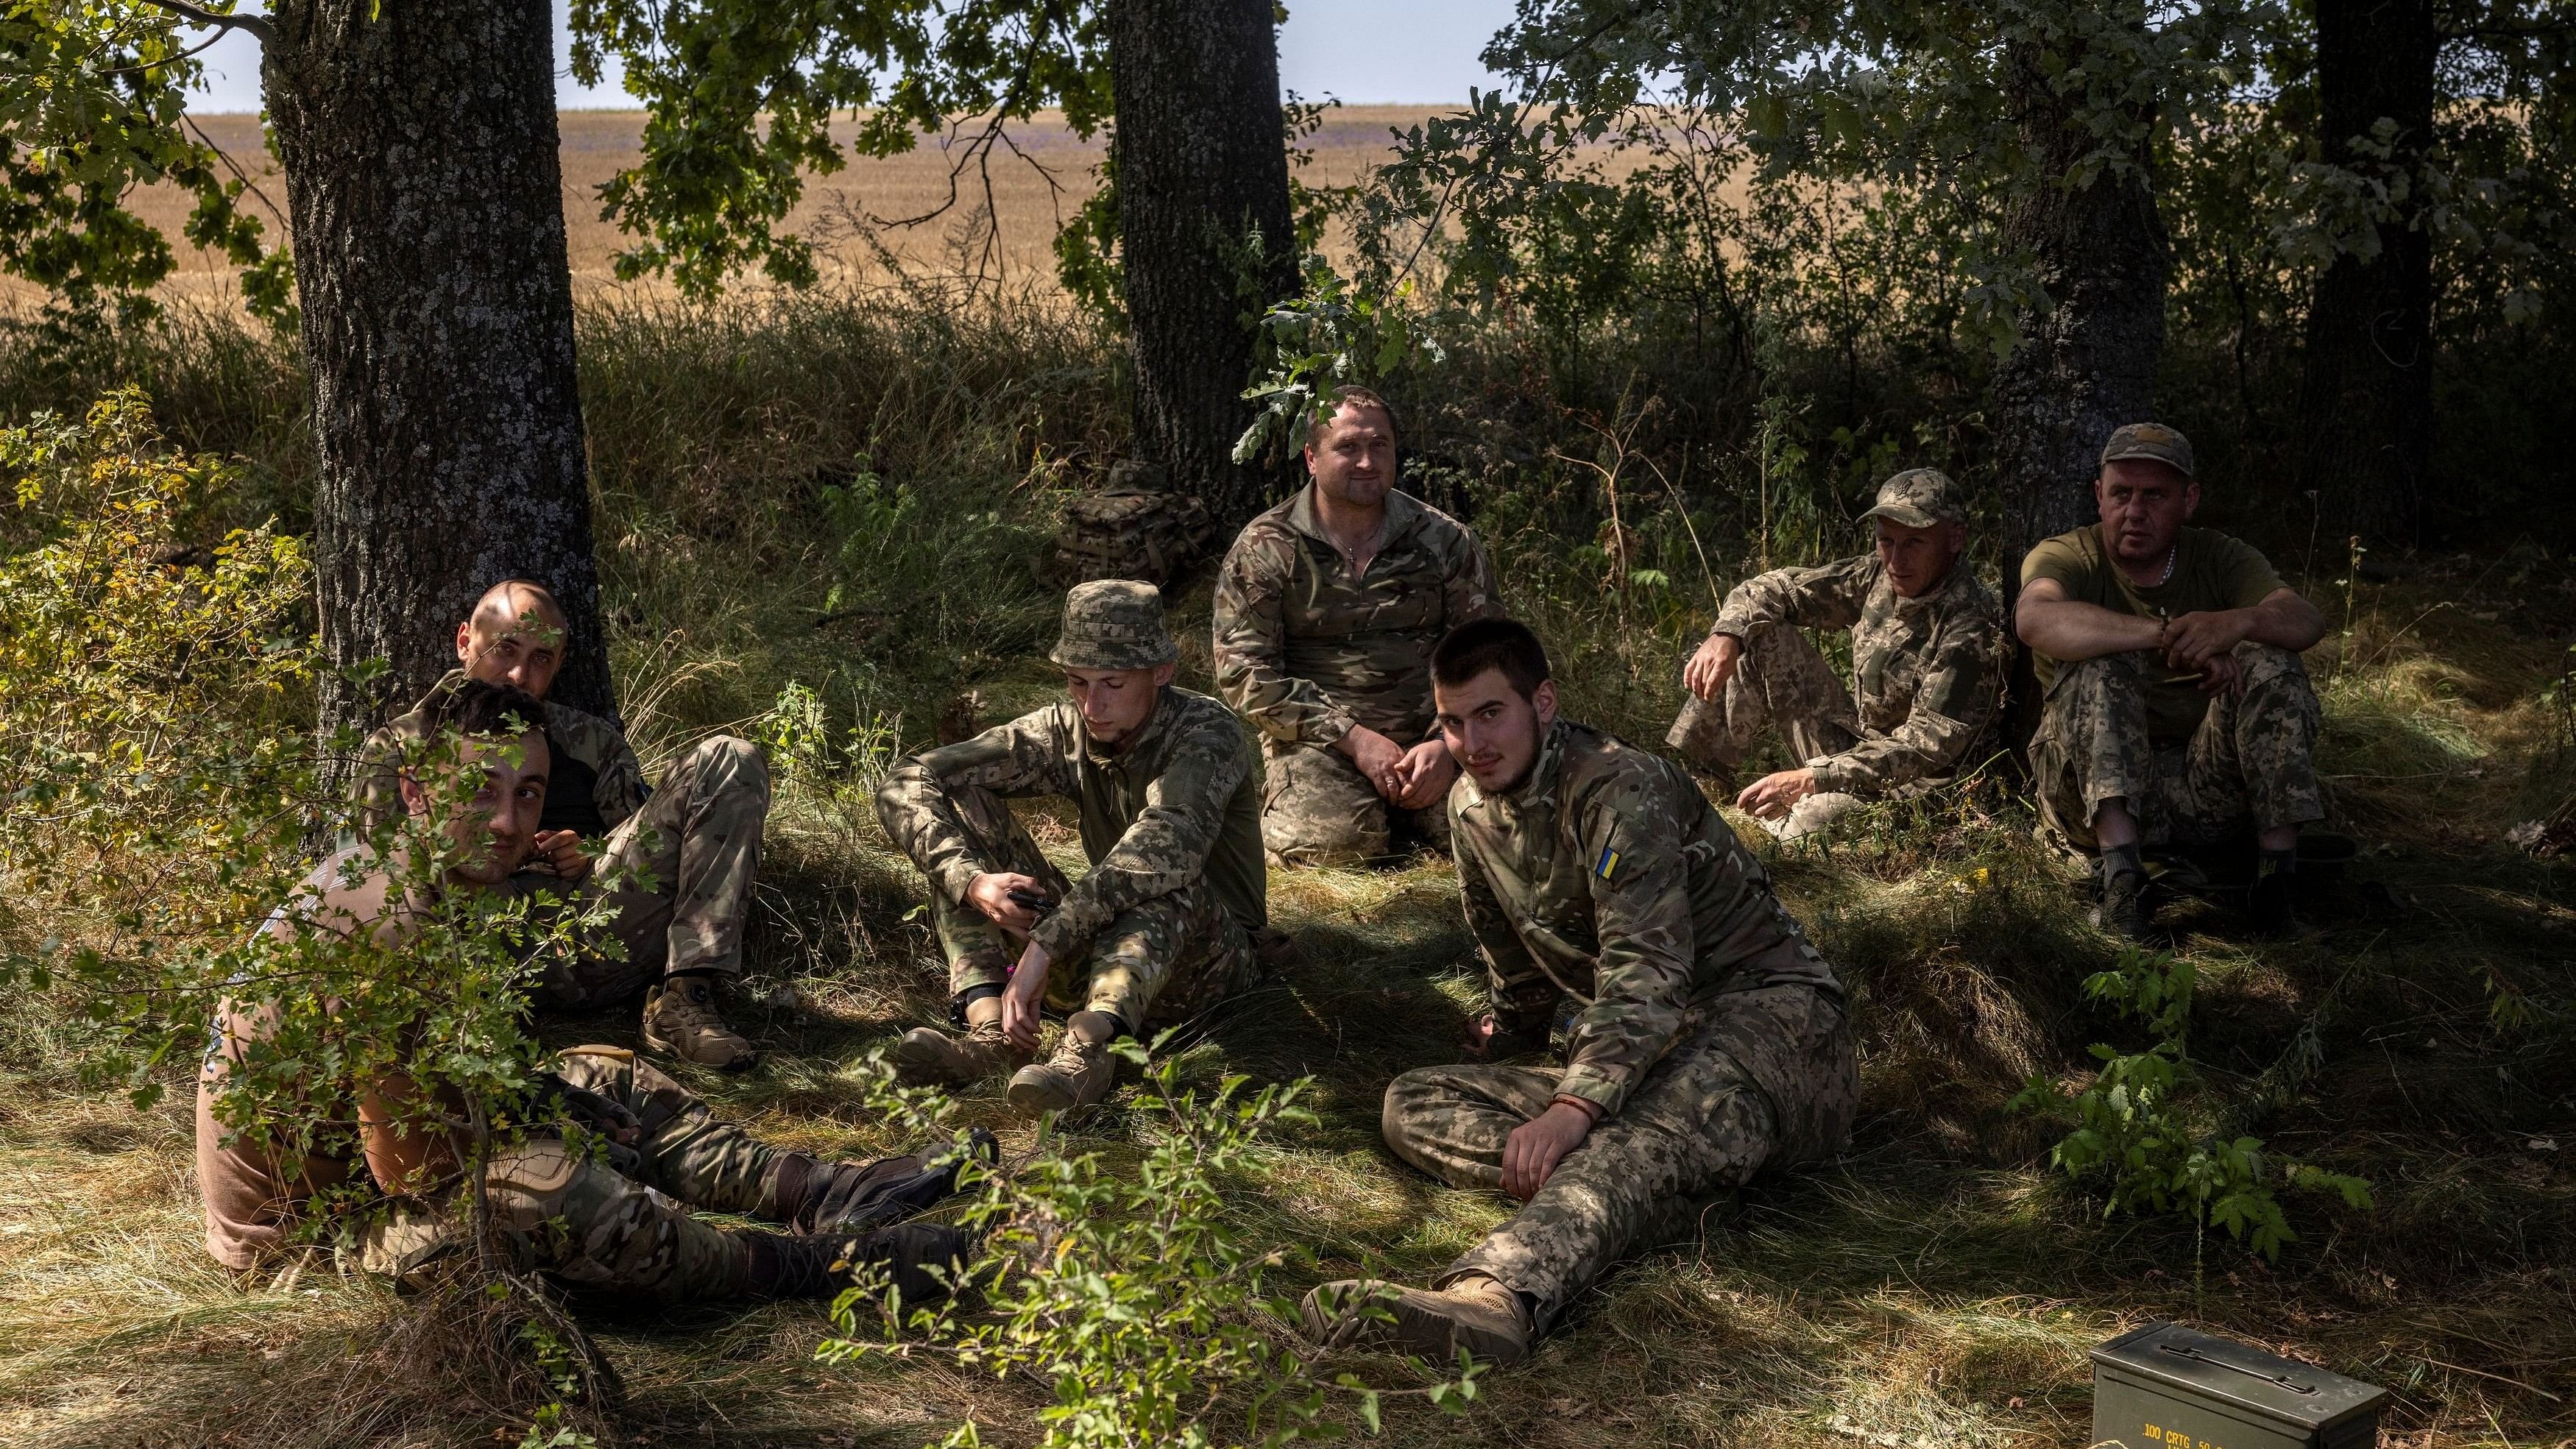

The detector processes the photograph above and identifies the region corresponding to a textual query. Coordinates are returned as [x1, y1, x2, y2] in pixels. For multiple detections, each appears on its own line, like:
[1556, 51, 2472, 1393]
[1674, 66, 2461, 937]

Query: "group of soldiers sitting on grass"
[194, 387, 2332, 1370]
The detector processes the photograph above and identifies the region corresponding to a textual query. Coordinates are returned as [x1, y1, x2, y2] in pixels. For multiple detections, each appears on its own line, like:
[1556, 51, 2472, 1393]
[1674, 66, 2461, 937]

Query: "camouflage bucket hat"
[1050, 579, 1178, 670]
[1861, 467, 1967, 528]
[2101, 422, 2195, 479]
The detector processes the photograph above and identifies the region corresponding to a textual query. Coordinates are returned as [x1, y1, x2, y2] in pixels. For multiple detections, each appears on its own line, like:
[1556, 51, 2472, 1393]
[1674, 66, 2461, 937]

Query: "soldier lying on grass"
[2016, 423, 2329, 938]
[874, 581, 1267, 1114]
[202, 677, 977, 1303]
[355, 578, 769, 1069]
[1212, 386, 1500, 866]
[1667, 467, 2006, 841]
[1303, 618, 1857, 1367]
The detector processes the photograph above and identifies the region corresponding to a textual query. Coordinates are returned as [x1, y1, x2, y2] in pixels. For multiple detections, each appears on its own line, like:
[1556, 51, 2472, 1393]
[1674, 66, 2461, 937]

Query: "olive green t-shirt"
[2022, 524, 2287, 742]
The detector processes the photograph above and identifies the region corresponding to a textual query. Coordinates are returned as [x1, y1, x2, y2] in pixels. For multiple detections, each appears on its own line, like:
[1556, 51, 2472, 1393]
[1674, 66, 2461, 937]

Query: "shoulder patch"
[1593, 841, 1624, 884]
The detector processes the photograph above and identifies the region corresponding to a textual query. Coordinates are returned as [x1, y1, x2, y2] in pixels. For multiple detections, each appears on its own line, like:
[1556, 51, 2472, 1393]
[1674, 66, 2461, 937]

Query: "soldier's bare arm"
[2014, 576, 2165, 660]
[2159, 586, 2326, 667]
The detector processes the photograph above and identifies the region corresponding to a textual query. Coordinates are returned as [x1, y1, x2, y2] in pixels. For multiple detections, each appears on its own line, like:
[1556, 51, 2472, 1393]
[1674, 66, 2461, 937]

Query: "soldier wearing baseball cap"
[1669, 467, 2007, 840]
[874, 581, 1267, 1113]
[2017, 422, 2329, 940]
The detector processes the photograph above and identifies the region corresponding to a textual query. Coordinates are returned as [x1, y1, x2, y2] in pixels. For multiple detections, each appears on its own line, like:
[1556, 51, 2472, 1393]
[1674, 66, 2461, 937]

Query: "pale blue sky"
[178, 1, 1518, 113]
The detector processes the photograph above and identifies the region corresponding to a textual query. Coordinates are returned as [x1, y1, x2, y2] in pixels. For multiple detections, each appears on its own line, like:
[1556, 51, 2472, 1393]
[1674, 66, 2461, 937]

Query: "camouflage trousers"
[1666, 623, 1868, 842]
[1381, 984, 1854, 1333]
[1259, 737, 1452, 867]
[526, 736, 770, 1010]
[2028, 643, 2325, 852]
[930, 785, 1256, 1032]
[354, 1046, 957, 1302]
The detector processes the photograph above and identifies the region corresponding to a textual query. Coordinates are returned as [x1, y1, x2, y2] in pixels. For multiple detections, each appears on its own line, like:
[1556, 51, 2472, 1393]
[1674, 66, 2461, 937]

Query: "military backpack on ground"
[1049, 461, 1216, 591]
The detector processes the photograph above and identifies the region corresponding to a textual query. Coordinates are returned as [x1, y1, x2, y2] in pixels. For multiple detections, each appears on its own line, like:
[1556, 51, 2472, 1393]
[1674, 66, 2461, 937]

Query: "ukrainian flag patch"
[1593, 843, 1622, 882]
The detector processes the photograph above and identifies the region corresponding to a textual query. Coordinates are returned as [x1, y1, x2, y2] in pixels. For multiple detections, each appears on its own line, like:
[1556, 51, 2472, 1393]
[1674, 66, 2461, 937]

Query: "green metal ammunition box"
[2090, 1322, 2388, 1449]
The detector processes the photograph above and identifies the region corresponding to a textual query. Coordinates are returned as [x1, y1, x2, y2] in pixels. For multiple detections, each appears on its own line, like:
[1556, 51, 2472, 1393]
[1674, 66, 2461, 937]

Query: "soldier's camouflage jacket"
[1212, 485, 1499, 748]
[353, 669, 649, 835]
[1710, 555, 2005, 795]
[874, 687, 1267, 963]
[1451, 719, 1841, 1119]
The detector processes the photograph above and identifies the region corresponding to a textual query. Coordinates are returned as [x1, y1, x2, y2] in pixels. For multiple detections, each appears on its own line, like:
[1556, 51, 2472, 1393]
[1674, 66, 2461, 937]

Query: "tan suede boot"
[1006, 1027, 1115, 1113]
[891, 993, 1025, 1085]
[642, 974, 757, 1071]
[1298, 1272, 1532, 1367]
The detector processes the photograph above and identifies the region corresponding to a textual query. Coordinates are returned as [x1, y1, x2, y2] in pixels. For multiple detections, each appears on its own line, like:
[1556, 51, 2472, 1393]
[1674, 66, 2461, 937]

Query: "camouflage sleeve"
[591, 730, 649, 828]
[1805, 618, 2005, 794]
[873, 711, 1076, 907]
[1710, 556, 1874, 638]
[1556, 768, 1700, 1120]
[1027, 712, 1248, 963]
[1453, 826, 1557, 1038]
[1443, 525, 1503, 631]
[1211, 530, 1356, 748]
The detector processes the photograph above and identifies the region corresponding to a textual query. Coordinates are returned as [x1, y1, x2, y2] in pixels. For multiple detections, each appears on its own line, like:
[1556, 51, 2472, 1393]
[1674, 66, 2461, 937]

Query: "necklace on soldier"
[2151, 543, 2176, 587]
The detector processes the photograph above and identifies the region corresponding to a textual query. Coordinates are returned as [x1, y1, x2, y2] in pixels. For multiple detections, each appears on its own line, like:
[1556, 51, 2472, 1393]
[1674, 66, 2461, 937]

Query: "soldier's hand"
[1335, 725, 1409, 799]
[2195, 649, 2246, 698]
[1001, 940, 1052, 1052]
[1682, 632, 1744, 701]
[531, 829, 591, 882]
[968, 872, 1047, 933]
[1735, 767, 1817, 821]
[1388, 739, 1457, 810]
[2158, 609, 2249, 670]
[1502, 1099, 1599, 1200]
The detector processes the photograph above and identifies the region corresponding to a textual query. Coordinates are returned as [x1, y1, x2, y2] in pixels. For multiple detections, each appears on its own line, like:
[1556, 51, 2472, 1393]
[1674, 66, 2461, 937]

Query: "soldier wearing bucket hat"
[874, 581, 1267, 1113]
[2017, 422, 2328, 940]
[1668, 467, 2006, 841]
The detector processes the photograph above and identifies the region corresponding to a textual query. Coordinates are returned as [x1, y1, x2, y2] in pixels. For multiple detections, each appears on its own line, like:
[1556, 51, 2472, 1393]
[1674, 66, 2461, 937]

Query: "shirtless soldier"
[1212, 386, 1499, 865]
[202, 679, 974, 1300]
[2017, 423, 2327, 938]
[1302, 619, 1855, 1365]
[875, 581, 1265, 1113]
[356, 579, 768, 1068]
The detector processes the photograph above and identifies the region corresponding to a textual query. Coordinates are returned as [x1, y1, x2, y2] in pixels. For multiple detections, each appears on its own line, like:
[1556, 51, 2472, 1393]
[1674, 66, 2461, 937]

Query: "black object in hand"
[1005, 886, 1054, 911]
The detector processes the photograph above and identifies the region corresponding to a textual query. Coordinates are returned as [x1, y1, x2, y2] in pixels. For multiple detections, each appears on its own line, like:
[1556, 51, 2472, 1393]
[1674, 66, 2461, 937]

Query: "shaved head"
[456, 578, 570, 701]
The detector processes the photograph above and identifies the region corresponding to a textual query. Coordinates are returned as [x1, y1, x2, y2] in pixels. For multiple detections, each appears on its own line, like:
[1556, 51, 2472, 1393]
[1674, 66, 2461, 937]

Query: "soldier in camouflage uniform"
[2017, 424, 2327, 938]
[1669, 468, 2006, 840]
[1303, 620, 1855, 1367]
[1212, 386, 1500, 866]
[203, 680, 975, 1303]
[355, 579, 768, 1069]
[874, 581, 1266, 1115]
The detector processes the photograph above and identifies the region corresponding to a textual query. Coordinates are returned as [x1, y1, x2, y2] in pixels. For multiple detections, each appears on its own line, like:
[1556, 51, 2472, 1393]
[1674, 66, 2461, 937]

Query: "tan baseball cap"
[1860, 468, 1967, 529]
[2100, 422, 2195, 479]
[1049, 579, 1178, 670]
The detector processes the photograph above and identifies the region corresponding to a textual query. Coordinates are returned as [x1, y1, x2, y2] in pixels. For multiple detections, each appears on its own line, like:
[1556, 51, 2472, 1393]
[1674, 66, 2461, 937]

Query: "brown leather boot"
[892, 993, 1025, 1085]
[1299, 1272, 1532, 1367]
[642, 974, 756, 1071]
[1006, 1027, 1115, 1113]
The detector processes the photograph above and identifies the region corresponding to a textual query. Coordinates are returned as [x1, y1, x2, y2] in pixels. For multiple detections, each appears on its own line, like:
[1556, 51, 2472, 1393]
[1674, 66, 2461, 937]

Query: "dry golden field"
[63, 106, 1479, 308]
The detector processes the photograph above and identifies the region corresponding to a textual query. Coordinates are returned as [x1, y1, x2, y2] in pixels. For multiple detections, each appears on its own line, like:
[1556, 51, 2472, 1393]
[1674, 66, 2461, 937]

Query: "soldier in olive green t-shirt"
[2015, 423, 2329, 939]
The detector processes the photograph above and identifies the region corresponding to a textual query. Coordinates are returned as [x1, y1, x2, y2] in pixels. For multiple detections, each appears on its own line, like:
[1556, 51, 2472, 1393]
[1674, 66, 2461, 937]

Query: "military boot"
[892, 993, 1025, 1085]
[1007, 1030, 1115, 1113]
[642, 974, 757, 1071]
[2093, 864, 2153, 943]
[1299, 1274, 1532, 1367]
[751, 1221, 975, 1303]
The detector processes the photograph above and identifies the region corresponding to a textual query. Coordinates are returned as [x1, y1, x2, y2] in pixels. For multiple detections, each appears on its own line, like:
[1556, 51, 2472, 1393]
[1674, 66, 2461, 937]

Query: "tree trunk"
[1105, 0, 1299, 528]
[265, 0, 610, 747]
[1987, 49, 2172, 576]
[2298, 0, 2437, 550]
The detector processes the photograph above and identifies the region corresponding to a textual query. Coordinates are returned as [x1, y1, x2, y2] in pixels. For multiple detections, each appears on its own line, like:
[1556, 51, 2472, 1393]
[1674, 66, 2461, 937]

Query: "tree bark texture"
[1986, 46, 2172, 578]
[265, 0, 610, 745]
[1105, 0, 1299, 528]
[2298, 0, 2437, 549]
